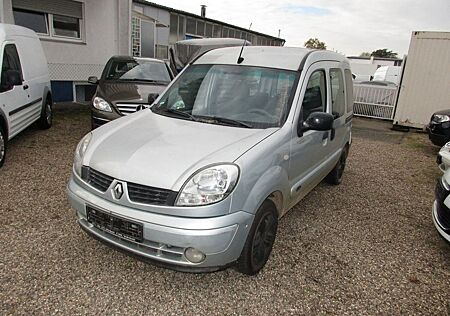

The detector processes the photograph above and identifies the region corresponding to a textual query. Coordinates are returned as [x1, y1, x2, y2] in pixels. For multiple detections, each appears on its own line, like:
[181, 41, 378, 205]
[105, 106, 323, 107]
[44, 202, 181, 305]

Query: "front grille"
[116, 103, 149, 115]
[82, 167, 114, 192]
[435, 179, 450, 231]
[86, 206, 143, 242]
[127, 182, 177, 206]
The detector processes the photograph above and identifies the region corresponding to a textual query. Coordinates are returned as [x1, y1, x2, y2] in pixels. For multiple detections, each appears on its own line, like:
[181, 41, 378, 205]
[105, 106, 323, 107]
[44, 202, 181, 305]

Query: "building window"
[213, 24, 221, 38]
[131, 16, 141, 57]
[52, 14, 80, 38]
[205, 23, 212, 37]
[169, 13, 178, 44]
[156, 45, 168, 60]
[197, 21, 205, 36]
[12, 9, 48, 34]
[186, 18, 196, 34]
[12, 0, 83, 41]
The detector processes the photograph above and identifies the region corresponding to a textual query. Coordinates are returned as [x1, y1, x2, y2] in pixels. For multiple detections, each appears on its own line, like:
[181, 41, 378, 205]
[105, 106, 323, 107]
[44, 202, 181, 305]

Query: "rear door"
[0, 42, 29, 139]
[328, 64, 352, 158]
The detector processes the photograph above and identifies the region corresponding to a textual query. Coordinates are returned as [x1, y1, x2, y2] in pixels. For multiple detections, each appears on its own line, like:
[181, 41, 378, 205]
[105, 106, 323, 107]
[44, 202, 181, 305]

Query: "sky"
[149, 0, 450, 56]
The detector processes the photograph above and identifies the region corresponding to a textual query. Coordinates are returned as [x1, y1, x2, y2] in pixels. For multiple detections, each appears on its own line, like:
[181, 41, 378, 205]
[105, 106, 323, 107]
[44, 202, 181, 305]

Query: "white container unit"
[393, 31, 450, 128]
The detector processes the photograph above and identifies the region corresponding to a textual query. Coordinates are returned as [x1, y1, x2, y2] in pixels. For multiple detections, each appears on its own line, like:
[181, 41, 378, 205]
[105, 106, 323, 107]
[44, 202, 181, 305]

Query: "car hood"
[85, 111, 277, 191]
[432, 109, 450, 116]
[98, 81, 168, 104]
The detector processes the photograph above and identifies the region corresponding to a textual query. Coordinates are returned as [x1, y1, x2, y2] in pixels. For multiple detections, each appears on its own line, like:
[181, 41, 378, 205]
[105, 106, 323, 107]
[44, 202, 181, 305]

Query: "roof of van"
[193, 46, 349, 71]
[0, 23, 38, 40]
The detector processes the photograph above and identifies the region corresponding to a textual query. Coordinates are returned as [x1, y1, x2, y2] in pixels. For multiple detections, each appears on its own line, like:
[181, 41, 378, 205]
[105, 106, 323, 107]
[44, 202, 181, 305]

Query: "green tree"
[360, 52, 371, 57]
[371, 49, 398, 58]
[304, 38, 326, 50]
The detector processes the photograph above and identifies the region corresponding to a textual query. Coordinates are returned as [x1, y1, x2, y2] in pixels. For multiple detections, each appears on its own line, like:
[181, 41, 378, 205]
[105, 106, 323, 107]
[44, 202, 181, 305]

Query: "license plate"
[86, 206, 143, 243]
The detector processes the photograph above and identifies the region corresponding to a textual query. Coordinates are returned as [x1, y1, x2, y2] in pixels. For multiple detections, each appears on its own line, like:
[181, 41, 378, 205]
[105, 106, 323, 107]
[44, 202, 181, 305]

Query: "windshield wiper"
[154, 108, 198, 121]
[199, 116, 253, 128]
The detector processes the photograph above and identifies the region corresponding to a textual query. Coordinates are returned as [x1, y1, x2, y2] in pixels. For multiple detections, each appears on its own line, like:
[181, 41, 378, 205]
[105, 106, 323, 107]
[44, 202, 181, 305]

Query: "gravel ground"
[1, 105, 449, 315]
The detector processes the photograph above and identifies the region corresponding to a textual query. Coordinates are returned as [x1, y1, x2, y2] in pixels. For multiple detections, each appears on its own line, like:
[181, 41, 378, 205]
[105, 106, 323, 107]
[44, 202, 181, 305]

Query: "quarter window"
[301, 70, 327, 122]
[330, 68, 345, 118]
[1, 44, 23, 92]
[344, 69, 354, 113]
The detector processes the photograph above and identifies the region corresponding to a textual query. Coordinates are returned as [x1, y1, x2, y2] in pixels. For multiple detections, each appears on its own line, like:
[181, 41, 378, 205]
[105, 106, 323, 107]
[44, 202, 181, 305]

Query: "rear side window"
[301, 70, 327, 122]
[344, 69, 354, 113]
[1, 44, 23, 92]
[330, 68, 345, 118]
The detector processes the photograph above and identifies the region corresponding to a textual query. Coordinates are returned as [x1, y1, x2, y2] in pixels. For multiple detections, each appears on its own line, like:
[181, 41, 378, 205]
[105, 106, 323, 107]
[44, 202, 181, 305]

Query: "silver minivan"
[67, 46, 353, 275]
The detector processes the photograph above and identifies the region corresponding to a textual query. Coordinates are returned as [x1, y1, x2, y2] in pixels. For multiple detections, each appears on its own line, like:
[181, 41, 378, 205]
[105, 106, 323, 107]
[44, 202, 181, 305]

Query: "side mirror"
[148, 93, 159, 104]
[88, 76, 99, 84]
[299, 112, 334, 135]
[6, 70, 22, 86]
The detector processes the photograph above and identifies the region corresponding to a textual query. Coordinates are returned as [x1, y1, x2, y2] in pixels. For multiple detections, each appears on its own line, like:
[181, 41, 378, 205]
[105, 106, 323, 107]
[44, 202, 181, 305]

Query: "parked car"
[67, 47, 354, 275]
[436, 142, 450, 172]
[0, 24, 53, 168]
[88, 56, 174, 129]
[433, 170, 450, 243]
[426, 109, 450, 146]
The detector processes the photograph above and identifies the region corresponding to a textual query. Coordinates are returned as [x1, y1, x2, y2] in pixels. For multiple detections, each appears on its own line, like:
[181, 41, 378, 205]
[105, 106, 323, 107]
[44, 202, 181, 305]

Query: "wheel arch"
[0, 108, 8, 139]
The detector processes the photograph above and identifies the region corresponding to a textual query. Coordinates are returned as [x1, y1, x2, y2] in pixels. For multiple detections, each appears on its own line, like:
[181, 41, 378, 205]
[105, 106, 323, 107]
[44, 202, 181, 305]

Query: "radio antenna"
[237, 22, 252, 64]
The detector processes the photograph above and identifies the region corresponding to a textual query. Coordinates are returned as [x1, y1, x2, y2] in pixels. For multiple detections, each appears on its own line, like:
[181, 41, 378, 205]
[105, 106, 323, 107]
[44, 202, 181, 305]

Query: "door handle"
[23, 85, 29, 90]
[322, 131, 328, 140]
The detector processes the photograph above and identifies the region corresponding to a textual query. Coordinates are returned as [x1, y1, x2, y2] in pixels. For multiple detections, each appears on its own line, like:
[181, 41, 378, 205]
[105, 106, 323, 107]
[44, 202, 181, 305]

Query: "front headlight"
[433, 114, 450, 123]
[74, 132, 92, 176]
[175, 164, 239, 206]
[93, 97, 112, 112]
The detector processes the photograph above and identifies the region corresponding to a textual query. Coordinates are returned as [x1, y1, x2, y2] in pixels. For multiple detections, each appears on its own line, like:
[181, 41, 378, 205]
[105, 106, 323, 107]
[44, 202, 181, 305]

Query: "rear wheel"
[0, 125, 6, 168]
[236, 200, 278, 275]
[326, 146, 348, 185]
[38, 98, 52, 129]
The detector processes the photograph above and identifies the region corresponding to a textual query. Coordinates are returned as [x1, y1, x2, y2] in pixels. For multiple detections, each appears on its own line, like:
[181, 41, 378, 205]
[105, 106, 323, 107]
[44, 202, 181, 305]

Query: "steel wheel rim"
[0, 131, 4, 162]
[46, 104, 52, 124]
[251, 213, 276, 270]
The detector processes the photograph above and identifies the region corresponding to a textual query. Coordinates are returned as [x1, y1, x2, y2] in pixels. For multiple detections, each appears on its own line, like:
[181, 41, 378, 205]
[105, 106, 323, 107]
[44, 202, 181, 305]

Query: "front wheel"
[326, 146, 349, 185]
[0, 126, 6, 168]
[236, 200, 278, 275]
[38, 99, 53, 129]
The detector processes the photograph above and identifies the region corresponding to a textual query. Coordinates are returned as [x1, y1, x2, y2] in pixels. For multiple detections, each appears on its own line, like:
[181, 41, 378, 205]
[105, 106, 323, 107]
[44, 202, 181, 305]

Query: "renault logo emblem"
[113, 183, 124, 199]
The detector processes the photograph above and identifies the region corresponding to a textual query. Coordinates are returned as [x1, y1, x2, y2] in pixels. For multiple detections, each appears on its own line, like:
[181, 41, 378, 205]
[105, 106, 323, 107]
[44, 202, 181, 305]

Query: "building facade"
[0, 0, 284, 102]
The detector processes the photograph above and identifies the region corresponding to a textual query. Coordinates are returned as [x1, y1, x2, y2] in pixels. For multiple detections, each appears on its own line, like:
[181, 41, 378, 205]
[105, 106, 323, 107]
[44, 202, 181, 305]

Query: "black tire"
[38, 98, 52, 129]
[326, 146, 349, 185]
[236, 200, 278, 275]
[0, 125, 6, 168]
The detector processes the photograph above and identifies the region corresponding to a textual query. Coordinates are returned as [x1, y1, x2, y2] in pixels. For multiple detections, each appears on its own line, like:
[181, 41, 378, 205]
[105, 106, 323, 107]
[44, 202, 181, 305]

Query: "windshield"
[105, 59, 171, 82]
[153, 64, 298, 128]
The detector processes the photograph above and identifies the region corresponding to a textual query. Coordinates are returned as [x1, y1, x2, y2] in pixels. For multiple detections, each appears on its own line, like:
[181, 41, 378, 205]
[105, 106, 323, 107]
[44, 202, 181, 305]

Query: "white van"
[372, 66, 401, 85]
[0, 24, 53, 168]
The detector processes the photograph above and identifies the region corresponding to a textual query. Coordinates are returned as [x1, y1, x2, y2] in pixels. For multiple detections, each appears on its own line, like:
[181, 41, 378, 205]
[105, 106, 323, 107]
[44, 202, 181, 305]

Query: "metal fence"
[353, 84, 398, 120]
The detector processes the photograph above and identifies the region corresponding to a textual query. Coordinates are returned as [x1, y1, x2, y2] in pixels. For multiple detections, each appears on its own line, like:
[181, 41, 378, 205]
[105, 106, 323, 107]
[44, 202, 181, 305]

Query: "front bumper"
[432, 201, 450, 243]
[427, 124, 450, 147]
[91, 108, 121, 130]
[67, 176, 254, 271]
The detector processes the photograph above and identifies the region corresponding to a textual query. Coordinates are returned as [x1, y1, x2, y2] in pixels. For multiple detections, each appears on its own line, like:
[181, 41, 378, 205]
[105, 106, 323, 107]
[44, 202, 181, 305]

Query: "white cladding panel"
[394, 31, 450, 128]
